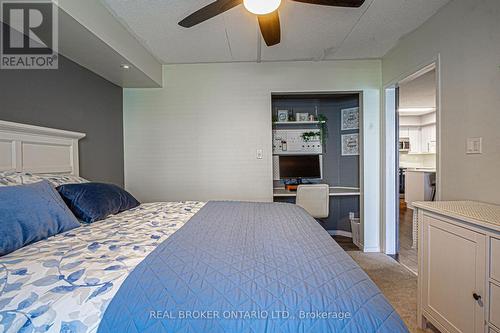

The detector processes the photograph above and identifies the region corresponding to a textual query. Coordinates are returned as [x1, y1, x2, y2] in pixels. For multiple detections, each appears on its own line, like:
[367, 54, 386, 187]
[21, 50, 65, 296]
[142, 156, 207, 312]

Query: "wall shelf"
[273, 121, 326, 125]
[273, 153, 324, 156]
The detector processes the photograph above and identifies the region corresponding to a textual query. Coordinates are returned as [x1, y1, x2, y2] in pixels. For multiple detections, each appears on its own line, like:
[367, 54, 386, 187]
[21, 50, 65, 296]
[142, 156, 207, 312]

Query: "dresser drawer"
[491, 282, 500, 329]
[492, 237, 500, 282]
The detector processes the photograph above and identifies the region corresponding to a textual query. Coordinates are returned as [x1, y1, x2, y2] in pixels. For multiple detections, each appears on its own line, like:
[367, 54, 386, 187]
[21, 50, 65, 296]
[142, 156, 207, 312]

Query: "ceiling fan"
[179, 0, 365, 47]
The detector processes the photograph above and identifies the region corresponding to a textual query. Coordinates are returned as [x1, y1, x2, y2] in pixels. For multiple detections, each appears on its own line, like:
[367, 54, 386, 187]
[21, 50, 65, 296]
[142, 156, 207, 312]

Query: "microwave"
[399, 138, 410, 151]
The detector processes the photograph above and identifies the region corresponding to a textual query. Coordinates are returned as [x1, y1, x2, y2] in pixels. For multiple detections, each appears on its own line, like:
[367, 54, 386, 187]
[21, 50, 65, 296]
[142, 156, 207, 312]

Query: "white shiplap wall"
[124, 60, 382, 251]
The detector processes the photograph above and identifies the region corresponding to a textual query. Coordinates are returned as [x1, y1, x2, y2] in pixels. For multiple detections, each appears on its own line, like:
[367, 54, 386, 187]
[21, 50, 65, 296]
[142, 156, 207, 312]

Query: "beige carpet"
[348, 252, 436, 333]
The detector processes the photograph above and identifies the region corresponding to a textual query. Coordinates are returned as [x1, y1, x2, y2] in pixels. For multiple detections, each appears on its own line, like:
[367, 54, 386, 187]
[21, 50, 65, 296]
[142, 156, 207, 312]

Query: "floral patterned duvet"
[0, 201, 205, 333]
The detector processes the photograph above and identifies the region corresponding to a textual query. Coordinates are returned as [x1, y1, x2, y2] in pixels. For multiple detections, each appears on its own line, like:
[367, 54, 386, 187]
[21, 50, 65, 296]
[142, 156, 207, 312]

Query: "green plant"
[301, 131, 321, 142]
[318, 114, 328, 145]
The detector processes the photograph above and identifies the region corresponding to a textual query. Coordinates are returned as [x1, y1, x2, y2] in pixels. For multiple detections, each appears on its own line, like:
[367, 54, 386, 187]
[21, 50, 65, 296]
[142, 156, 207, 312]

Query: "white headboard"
[0, 120, 86, 175]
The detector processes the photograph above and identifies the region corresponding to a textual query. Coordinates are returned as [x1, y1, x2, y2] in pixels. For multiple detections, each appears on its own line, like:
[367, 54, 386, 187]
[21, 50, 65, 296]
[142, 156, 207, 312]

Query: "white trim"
[328, 230, 369, 252]
[400, 262, 418, 275]
[358, 88, 380, 253]
[327, 230, 353, 238]
[0, 121, 86, 176]
[381, 55, 441, 256]
[398, 63, 436, 85]
[435, 56, 442, 201]
[382, 86, 397, 255]
[363, 246, 381, 253]
[0, 120, 85, 140]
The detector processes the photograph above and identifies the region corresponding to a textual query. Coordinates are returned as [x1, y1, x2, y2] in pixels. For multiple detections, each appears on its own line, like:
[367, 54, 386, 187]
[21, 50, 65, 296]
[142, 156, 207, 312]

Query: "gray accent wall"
[0, 55, 124, 186]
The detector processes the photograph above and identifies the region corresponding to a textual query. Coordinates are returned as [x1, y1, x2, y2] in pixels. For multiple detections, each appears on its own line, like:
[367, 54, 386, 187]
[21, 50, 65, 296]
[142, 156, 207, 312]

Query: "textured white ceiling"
[101, 0, 450, 64]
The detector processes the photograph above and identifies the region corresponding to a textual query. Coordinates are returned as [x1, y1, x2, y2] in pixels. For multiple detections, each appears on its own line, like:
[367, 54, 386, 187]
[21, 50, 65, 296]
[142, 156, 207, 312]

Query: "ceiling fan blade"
[291, 0, 365, 7]
[179, 0, 242, 28]
[258, 11, 281, 47]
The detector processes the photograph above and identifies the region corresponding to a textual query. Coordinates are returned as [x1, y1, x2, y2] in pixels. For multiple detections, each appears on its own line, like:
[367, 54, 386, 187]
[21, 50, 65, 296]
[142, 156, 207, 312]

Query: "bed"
[0, 121, 408, 333]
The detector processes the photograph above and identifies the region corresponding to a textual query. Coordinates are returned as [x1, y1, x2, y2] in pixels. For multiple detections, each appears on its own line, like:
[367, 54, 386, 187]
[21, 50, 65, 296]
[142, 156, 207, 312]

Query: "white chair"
[296, 184, 330, 219]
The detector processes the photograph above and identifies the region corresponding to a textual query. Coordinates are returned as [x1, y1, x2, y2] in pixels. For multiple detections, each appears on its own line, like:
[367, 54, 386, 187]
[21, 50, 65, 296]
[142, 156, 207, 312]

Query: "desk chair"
[296, 184, 329, 219]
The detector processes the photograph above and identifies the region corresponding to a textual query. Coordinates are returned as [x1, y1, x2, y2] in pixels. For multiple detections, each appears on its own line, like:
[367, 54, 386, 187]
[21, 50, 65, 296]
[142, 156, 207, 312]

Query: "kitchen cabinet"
[400, 127, 409, 139]
[400, 126, 421, 153]
[409, 127, 421, 153]
[421, 124, 437, 153]
[399, 124, 436, 154]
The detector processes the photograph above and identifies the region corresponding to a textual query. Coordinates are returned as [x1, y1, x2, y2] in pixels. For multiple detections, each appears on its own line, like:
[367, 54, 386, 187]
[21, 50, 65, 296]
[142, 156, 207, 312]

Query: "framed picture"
[341, 107, 359, 131]
[342, 134, 359, 156]
[277, 110, 289, 122]
[296, 113, 309, 122]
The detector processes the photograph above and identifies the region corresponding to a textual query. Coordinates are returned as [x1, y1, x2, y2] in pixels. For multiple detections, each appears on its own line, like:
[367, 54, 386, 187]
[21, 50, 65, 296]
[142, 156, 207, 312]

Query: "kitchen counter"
[273, 187, 360, 197]
[405, 168, 436, 173]
[405, 170, 436, 208]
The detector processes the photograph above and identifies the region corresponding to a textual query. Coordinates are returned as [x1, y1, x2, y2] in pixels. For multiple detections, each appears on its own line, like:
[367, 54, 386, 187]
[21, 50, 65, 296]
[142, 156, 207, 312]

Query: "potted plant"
[318, 114, 328, 145]
[301, 131, 321, 142]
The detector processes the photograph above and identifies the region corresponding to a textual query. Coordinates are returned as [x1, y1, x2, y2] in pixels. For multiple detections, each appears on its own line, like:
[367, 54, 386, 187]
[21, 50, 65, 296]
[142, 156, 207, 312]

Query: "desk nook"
[271, 93, 361, 244]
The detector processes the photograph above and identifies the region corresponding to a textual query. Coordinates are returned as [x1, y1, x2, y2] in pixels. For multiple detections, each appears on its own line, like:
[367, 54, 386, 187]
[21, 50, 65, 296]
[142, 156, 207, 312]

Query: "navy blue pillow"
[0, 180, 80, 256]
[56, 183, 140, 223]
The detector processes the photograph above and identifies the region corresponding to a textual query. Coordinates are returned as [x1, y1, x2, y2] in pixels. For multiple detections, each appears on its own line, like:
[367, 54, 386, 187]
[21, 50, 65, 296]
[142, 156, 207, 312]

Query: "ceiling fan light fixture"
[243, 0, 281, 15]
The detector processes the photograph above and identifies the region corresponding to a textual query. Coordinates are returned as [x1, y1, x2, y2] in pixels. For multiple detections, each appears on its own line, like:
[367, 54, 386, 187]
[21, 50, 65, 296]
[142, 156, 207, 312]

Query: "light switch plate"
[466, 137, 482, 154]
[256, 149, 263, 160]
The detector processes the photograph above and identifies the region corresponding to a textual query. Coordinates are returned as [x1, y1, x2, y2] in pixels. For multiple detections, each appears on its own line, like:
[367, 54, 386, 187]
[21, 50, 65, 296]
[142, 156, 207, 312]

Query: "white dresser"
[414, 201, 500, 333]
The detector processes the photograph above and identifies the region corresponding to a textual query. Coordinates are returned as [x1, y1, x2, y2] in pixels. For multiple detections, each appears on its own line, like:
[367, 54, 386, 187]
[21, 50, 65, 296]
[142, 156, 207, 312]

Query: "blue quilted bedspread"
[97, 201, 408, 333]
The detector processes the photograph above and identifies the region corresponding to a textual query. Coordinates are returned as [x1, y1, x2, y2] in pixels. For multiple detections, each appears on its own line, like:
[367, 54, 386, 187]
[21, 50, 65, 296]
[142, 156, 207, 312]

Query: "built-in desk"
[273, 187, 361, 197]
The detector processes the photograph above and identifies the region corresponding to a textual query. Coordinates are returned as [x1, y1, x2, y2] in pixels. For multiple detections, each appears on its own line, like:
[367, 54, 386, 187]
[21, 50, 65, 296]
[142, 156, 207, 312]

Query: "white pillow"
[38, 174, 89, 187]
[0, 171, 43, 186]
[0, 171, 89, 187]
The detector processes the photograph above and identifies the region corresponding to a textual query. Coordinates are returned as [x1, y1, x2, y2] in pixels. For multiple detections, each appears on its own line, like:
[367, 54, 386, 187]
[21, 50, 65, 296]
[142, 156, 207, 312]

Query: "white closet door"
[421, 215, 486, 333]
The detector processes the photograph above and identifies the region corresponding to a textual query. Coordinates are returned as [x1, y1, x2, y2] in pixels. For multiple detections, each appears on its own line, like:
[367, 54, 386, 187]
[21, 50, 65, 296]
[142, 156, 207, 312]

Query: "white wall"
[124, 60, 382, 251]
[399, 70, 436, 109]
[383, 0, 500, 204]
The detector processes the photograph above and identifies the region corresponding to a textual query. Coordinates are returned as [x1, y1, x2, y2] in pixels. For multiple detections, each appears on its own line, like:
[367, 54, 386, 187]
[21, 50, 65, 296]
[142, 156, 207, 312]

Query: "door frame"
[381, 55, 442, 255]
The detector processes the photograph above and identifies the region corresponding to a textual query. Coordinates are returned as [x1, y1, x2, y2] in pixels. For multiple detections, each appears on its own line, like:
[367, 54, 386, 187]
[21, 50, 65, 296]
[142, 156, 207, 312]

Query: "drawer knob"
[472, 293, 481, 301]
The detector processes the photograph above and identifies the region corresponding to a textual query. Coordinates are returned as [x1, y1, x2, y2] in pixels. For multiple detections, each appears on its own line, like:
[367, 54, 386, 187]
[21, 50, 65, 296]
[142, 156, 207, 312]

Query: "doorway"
[383, 61, 440, 274]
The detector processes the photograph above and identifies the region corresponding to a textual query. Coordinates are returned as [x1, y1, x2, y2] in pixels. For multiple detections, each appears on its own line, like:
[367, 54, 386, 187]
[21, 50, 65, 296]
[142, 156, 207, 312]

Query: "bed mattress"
[0, 201, 408, 333]
[99, 201, 408, 333]
[0, 202, 206, 332]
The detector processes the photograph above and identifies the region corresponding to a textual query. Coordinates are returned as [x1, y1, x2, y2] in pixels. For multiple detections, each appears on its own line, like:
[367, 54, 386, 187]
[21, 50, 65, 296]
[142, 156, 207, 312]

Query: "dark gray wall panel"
[0, 56, 124, 186]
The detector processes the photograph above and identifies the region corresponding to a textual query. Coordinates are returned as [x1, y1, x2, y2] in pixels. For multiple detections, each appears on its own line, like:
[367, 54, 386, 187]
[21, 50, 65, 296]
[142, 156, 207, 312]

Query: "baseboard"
[362, 246, 380, 253]
[327, 230, 353, 238]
